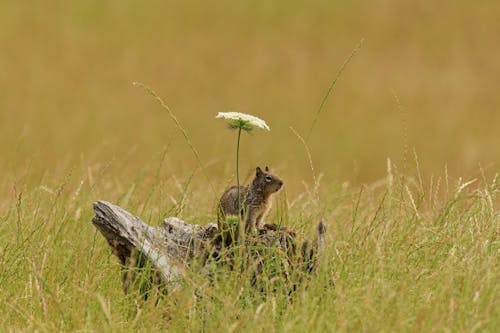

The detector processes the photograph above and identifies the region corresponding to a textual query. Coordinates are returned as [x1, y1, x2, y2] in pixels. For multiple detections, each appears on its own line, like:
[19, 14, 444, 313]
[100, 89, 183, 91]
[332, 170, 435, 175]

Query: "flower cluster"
[216, 112, 270, 131]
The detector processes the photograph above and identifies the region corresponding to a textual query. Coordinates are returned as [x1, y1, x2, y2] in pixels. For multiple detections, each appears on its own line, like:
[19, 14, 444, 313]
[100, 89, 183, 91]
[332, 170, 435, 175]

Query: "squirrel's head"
[254, 166, 284, 195]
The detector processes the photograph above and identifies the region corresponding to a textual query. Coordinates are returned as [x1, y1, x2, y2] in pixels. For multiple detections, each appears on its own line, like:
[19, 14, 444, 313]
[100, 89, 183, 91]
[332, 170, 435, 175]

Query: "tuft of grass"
[0, 151, 497, 331]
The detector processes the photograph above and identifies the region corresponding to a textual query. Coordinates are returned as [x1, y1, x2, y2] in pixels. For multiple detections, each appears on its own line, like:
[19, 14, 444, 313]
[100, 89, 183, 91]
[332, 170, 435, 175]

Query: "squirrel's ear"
[265, 166, 269, 172]
[256, 166, 263, 176]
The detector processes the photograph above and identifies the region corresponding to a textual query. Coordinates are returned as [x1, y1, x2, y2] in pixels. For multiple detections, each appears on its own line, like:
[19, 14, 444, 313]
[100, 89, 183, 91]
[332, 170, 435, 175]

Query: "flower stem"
[236, 127, 242, 219]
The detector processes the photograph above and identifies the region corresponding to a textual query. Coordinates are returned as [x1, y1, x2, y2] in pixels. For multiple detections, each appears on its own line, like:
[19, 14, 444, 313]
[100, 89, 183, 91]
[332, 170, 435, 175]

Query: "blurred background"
[1, 0, 498, 197]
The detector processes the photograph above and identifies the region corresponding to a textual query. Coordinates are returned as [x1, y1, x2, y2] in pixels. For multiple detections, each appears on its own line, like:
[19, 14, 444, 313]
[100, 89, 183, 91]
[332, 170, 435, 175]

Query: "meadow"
[0, 1, 498, 331]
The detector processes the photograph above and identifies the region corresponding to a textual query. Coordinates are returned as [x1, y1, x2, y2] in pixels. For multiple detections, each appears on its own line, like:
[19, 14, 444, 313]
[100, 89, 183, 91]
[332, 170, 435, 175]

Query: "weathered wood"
[92, 200, 326, 294]
[92, 201, 217, 290]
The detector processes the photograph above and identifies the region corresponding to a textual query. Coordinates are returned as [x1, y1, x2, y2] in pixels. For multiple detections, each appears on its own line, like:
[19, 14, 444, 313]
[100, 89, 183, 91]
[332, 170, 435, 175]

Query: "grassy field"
[0, 1, 499, 332]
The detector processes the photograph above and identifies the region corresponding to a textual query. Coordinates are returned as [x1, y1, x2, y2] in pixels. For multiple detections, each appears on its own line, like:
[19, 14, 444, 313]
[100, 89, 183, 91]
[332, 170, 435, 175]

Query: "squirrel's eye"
[265, 176, 272, 182]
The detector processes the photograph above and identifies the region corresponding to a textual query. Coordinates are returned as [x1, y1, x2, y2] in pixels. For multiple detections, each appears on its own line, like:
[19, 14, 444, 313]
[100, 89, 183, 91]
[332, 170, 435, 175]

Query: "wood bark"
[92, 200, 325, 293]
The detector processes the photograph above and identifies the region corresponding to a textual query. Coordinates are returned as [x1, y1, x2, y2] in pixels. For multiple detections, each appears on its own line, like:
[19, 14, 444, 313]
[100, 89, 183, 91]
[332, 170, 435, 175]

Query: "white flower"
[216, 112, 270, 131]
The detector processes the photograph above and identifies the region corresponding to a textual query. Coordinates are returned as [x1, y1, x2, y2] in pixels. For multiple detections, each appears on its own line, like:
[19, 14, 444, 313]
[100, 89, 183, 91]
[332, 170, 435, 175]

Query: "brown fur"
[217, 166, 283, 240]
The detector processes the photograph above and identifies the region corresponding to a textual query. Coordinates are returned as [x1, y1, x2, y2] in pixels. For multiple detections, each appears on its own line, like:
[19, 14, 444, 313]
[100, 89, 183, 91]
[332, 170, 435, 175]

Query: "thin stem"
[306, 38, 364, 142]
[290, 126, 320, 206]
[236, 127, 242, 216]
[236, 127, 242, 243]
[132, 81, 217, 196]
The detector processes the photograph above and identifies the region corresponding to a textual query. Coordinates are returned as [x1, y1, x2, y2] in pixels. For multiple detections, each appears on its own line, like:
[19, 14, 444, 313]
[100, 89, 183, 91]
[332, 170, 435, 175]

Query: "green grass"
[0, 1, 499, 331]
[0, 154, 497, 331]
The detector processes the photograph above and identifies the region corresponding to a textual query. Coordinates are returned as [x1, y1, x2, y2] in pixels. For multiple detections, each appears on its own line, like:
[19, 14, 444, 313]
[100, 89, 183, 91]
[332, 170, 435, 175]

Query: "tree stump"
[92, 200, 326, 295]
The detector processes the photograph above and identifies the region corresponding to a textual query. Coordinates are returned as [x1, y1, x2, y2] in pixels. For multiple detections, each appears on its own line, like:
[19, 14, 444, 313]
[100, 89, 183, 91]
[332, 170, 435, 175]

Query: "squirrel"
[217, 166, 284, 243]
